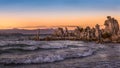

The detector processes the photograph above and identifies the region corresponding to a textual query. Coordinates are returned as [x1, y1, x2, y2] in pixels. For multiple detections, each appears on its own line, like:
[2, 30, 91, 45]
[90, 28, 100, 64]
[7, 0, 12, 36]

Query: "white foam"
[0, 41, 104, 64]
[40, 44, 67, 49]
[0, 47, 95, 64]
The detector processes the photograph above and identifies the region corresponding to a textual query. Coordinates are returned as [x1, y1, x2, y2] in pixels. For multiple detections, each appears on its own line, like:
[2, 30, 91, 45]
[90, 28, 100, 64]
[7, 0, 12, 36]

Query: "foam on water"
[0, 40, 103, 64]
[0, 41, 85, 51]
[0, 47, 95, 64]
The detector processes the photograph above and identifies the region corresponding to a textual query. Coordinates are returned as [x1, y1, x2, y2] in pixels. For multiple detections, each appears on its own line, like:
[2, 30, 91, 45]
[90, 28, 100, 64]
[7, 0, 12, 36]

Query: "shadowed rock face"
[112, 18, 119, 35]
[53, 28, 64, 37]
[95, 24, 102, 43]
[104, 16, 119, 35]
[74, 26, 83, 39]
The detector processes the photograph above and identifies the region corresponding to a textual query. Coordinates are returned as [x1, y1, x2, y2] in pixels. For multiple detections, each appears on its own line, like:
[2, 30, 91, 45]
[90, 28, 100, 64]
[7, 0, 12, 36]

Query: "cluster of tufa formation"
[52, 16, 120, 43]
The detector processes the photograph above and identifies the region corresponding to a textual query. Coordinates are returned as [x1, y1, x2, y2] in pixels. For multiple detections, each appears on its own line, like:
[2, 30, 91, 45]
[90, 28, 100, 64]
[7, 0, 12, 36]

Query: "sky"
[0, 0, 120, 29]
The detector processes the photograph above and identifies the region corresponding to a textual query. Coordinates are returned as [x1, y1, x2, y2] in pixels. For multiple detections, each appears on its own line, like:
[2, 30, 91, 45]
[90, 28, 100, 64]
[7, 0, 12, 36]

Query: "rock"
[95, 24, 102, 43]
[104, 16, 119, 35]
[103, 38, 111, 43]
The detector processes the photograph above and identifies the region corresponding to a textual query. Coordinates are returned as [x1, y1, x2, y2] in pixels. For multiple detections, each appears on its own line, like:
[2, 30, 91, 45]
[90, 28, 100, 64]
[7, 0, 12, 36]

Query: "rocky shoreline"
[33, 16, 120, 43]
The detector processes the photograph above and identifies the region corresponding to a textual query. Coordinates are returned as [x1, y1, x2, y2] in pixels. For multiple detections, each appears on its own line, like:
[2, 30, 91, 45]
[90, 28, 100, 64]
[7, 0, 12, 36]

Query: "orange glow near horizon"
[0, 12, 120, 30]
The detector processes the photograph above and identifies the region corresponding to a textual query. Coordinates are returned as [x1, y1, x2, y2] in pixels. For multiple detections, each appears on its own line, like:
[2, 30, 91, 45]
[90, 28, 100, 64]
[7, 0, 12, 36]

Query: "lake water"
[0, 40, 120, 68]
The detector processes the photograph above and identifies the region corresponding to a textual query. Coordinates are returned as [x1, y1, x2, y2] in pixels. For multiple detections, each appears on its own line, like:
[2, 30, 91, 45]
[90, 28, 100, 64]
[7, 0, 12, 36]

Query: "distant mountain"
[0, 28, 55, 34]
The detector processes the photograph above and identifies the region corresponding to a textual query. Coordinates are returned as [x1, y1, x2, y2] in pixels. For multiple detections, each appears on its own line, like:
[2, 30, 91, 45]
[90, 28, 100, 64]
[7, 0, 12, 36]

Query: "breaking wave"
[0, 48, 95, 64]
[0, 41, 85, 51]
[0, 40, 99, 64]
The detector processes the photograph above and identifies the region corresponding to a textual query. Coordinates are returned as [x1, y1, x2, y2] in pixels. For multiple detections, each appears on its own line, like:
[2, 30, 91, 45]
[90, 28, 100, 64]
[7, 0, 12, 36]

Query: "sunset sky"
[0, 0, 120, 29]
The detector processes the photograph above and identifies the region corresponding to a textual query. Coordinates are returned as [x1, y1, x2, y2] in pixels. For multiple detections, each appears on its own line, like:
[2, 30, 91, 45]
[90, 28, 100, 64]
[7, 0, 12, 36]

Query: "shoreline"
[31, 37, 120, 43]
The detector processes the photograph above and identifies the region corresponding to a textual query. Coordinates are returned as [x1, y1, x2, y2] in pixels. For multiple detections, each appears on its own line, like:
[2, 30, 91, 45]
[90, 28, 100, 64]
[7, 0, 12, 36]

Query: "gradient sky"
[0, 0, 120, 29]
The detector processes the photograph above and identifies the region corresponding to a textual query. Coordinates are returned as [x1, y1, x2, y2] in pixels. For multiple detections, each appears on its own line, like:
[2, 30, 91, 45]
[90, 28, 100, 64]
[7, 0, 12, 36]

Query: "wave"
[0, 41, 86, 52]
[0, 44, 69, 52]
[0, 41, 41, 46]
[0, 40, 98, 64]
[0, 48, 95, 64]
[0, 45, 87, 55]
[0, 40, 84, 46]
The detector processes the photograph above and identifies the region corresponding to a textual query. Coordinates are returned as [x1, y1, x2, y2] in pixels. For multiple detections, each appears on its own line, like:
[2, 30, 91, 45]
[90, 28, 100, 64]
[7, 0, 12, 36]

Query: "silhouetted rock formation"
[64, 27, 70, 37]
[104, 16, 119, 35]
[95, 24, 102, 43]
[54, 27, 64, 38]
[51, 16, 120, 43]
